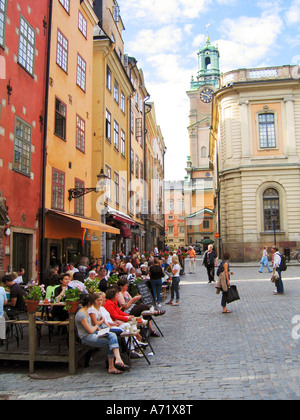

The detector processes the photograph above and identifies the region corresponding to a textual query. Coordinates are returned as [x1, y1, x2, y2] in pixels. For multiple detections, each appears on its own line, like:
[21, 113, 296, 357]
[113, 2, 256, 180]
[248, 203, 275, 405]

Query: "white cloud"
[119, 0, 208, 24]
[217, 12, 284, 71]
[285, 0, 300, 24]
[127, 26, 183, 56]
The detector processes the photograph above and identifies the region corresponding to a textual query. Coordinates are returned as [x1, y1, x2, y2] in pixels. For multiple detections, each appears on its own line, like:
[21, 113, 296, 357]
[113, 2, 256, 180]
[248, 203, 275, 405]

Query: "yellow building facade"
[210, 66, 300, 261]
[44, 0, 107, 268]
[91, 0, 135, 260]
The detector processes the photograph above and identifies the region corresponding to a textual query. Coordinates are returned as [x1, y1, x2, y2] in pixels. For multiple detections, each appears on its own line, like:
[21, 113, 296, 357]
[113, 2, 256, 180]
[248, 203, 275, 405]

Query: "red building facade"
[0, 0, 49, 281]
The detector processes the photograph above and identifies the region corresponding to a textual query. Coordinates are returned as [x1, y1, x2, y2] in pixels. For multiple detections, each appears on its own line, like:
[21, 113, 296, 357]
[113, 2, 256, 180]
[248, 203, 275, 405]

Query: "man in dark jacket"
[202, 245, 218, 283]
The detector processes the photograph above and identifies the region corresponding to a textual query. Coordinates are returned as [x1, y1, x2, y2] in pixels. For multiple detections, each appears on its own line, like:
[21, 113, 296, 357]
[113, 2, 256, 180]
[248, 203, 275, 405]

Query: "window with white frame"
[56, 29, 68, 72]
[74, 179, 84, 216]
[78, 11, 87, 38]
[105, 164, 112, 201]
[263, 188, 280, 232]
[114, 172, 119, 205]
[105, 109, 111, 142]
[52, 169, 65, 210]
[114, 80, 119, 103]
[59, 0, 70, 13]
[76, 115, 85, 152]
[0, 0, 7, 48]
[18, 16, 36, 76]
[76, 54, 86, 91]
[106, 66, 112, 91]
[258, 113, 276, 149]
[120, 129, 126, 157]
[13, 116, 32, 176]
[121, 91, 125, 113]
[113, 120, 119, 150]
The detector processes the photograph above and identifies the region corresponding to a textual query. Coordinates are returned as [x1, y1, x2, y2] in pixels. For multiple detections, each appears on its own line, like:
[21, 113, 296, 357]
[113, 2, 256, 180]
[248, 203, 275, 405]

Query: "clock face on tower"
[200, 88, 213, 103]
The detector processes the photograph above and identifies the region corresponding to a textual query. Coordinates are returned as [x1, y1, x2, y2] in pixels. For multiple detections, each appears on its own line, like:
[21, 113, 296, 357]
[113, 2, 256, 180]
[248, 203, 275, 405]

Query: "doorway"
[13, 233, 30, 283]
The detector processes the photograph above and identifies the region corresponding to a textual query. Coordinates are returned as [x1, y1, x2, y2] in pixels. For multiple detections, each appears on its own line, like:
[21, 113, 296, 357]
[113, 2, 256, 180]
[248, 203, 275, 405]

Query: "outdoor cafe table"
[38, 301, 66, 321]
[5, 310, 77, 375]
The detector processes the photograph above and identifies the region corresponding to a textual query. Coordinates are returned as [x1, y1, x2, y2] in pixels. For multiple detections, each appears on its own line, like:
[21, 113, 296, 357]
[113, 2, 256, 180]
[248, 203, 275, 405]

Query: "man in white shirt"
[271, 246, 284, 295]
[15, 268, 25, 285]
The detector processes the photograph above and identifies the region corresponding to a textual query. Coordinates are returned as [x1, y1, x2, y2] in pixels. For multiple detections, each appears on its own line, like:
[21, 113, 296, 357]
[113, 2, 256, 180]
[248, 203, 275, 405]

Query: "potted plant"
[64, 287, 83, 314]
[85, 278, 100, 294]
[107, 274, 119, 288]
[24, 283, 45, 313]
[129, 277, 144, 298]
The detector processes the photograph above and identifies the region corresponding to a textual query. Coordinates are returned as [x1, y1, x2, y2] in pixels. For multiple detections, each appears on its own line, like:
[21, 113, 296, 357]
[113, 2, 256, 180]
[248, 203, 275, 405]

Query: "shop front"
[102, 206, 135, 259]
[44, 209, 120, 273]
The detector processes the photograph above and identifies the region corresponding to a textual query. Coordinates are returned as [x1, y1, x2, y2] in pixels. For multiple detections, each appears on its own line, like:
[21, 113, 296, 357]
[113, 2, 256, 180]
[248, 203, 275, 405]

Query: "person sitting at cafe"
[117, 277, 165, 337]
[103, 288, 135, 323]
[0, 282, 7, 344]
[85, 270, 98, 283]
[105, 259, 116, 274]
[1, 274, 26, 316]
[52, 273, 71, 321]
[75, 293, 129, 374]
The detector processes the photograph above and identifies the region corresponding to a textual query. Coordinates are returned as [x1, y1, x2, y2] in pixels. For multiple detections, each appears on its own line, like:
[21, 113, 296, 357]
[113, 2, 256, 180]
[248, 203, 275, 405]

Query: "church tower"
[184, 32, 220, 246]
[186, 33, 220, 175]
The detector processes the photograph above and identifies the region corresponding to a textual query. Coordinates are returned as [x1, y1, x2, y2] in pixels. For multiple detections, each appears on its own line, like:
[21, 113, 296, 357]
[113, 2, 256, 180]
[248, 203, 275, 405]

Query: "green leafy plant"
[24, 283, 45, 301]
[107, 274, 119, 287]
[85, 279, 100, 294]
[129, 277, 144, 298]
[64, 287, 83, 302]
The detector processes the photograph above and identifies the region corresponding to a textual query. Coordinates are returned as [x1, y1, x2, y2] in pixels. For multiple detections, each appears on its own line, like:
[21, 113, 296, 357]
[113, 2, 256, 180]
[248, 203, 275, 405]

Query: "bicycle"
[289, 250, 300, 263]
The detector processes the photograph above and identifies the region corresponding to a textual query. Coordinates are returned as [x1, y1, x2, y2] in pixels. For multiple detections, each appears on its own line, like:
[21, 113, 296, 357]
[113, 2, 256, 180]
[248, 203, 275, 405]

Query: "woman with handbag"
[216, 252, 233, 314]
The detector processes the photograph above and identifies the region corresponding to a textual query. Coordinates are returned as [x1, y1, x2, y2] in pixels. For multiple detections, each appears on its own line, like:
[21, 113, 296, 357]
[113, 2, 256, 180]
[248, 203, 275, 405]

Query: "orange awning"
[46, 209, 120, 235]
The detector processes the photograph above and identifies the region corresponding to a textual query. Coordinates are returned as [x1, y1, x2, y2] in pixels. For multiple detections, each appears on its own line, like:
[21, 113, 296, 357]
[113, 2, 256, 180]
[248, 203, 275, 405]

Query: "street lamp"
[68, 169, 108, 201]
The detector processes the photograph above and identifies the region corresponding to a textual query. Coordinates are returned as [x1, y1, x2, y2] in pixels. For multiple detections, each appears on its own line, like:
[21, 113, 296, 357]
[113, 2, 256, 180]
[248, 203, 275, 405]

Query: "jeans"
[81, 331, 119, 359]
[171, 277, 180, 301]
[275, 268, 284, 294]
[151, 279, 162, 304]
[259, 256, 272, 273]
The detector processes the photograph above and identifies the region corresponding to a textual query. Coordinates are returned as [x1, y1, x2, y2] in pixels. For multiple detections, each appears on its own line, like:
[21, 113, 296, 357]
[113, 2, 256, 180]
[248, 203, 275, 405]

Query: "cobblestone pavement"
[1, 262, 300, 400]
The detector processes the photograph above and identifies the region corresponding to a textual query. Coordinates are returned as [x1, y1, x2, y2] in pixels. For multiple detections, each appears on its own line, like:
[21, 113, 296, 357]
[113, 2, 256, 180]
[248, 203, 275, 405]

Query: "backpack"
[278, 253, 287, 272]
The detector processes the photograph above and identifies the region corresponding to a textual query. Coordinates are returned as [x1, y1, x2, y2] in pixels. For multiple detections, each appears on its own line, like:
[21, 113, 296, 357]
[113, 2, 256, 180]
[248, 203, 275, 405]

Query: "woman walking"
[149, 258, 164, 307]
[259, 247, 272, 273]
[166, 256, 181, 306]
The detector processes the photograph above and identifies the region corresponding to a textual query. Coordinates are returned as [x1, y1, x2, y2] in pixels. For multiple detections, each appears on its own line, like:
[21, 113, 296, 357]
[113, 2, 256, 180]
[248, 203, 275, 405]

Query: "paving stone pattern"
[0, 262, 300, 400]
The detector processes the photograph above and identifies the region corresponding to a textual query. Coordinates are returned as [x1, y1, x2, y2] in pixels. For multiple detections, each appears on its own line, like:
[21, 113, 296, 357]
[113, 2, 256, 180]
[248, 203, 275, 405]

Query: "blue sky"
[118, 0, 300, 180]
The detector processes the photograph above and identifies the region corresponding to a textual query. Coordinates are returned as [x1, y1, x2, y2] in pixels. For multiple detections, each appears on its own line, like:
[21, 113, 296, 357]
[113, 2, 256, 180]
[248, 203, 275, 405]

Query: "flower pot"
[26, 300, 40, 313]
[66, 300, 79, 314]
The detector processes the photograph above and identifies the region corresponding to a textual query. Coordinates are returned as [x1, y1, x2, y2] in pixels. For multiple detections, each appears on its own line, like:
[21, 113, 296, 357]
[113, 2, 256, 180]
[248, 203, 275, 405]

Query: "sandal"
[150, 331, 160, 337]
[166, 301, 173, 305]
[108, 368, 123, 374]
[222, 310, 232, 314]
[114, 362, 130, 371]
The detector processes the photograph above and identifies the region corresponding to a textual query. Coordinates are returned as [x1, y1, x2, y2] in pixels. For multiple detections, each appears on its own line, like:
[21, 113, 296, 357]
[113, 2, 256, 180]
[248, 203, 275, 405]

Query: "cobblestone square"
[1, 261, 300, 400]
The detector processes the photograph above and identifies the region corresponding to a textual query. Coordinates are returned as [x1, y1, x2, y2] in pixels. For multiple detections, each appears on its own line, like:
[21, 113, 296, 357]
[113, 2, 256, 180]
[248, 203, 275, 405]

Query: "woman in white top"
[88, 292, 128, 332]
[166, 256, 182, 306]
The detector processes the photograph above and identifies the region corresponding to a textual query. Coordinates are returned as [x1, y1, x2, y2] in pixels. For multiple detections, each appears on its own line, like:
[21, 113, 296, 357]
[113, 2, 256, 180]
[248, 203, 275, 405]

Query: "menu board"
[136, 281, 155, 307]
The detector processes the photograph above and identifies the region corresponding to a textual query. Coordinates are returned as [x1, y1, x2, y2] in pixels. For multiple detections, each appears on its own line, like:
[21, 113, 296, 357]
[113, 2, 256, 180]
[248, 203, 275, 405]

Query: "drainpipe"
[40, 0, 53, 284]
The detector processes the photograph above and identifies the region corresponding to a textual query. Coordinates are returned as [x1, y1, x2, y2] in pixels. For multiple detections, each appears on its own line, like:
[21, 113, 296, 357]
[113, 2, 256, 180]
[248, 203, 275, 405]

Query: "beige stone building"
[210, 65, 300, 261]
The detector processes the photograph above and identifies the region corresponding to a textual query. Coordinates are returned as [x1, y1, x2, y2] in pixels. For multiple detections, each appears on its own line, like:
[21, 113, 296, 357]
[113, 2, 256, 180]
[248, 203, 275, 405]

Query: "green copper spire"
[190, 29, 220, 90]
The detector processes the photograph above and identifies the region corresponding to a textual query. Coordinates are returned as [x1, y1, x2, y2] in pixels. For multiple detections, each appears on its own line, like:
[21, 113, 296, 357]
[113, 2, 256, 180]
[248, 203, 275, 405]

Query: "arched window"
[201, 146, 207, 158]
[205, 56, 211, 70]
[263, 188, 280, 231]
